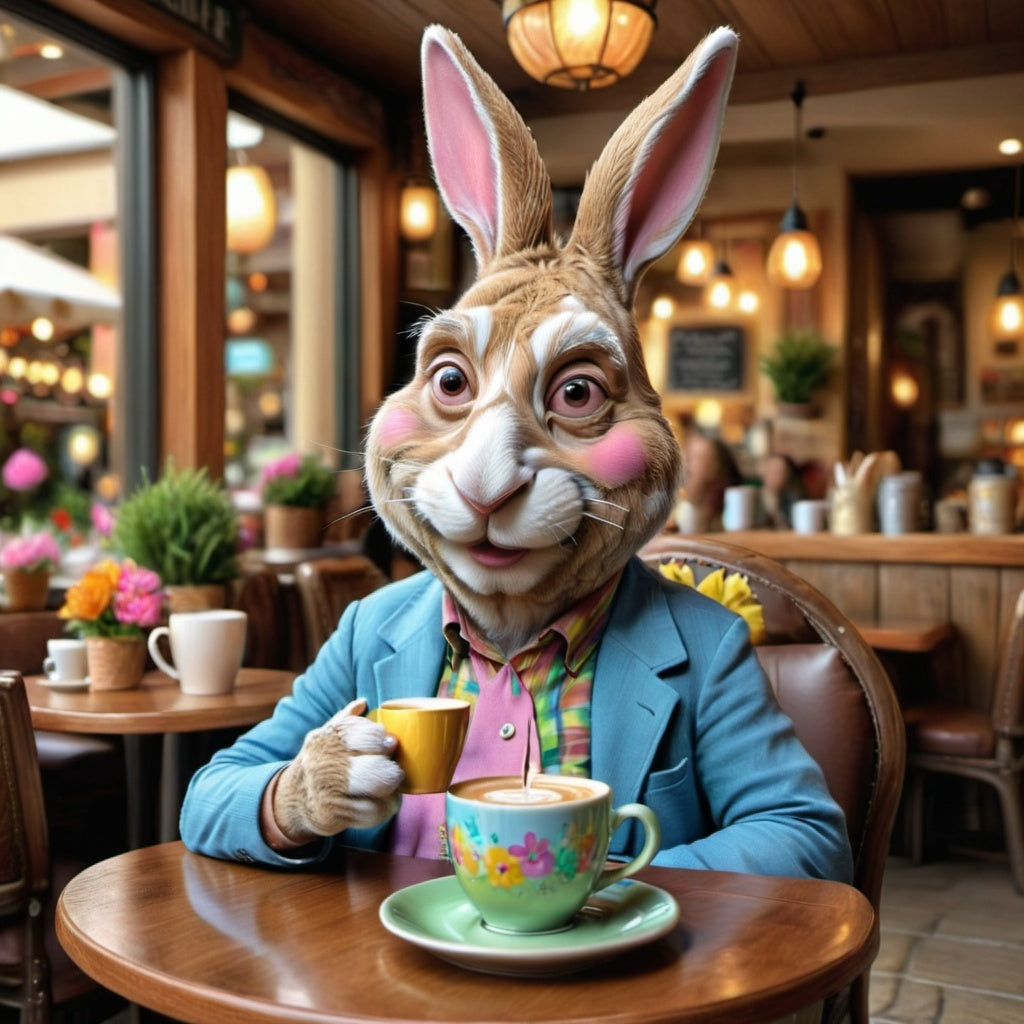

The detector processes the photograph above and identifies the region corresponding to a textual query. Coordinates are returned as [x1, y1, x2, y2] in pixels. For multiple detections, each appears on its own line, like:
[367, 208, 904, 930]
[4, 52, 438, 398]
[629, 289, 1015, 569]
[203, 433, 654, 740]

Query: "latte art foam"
[479, 786, 562, 804]
[453, 775, 601, 805]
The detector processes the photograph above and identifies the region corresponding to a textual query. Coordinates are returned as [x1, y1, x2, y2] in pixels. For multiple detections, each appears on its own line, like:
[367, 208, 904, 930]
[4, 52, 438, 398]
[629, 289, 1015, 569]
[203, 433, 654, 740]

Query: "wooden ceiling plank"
[987, 0, 1024, 38]
[940, 0, 990, 46]
[715, 0, 826, 68]
[727, 39, 1024, 106]
[788, 0, 897, 62]
[884, 0, 948, 52]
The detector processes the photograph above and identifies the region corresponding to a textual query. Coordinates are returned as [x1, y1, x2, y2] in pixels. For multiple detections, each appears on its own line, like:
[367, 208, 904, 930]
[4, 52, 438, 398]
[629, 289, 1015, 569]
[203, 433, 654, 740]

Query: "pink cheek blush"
[581, 425, 649, 488]
[375, 407, 421, 449]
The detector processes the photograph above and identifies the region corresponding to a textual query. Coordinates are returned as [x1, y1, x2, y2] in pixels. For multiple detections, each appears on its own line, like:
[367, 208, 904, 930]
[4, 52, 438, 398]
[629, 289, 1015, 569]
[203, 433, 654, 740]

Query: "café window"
[0, 1, 154, 537]
[223, 100, 360, 498]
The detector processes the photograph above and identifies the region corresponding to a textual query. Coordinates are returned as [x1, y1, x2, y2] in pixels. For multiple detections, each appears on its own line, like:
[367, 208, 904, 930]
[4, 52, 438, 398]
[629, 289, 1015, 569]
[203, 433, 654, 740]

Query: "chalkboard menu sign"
[667, 325, 745, 392]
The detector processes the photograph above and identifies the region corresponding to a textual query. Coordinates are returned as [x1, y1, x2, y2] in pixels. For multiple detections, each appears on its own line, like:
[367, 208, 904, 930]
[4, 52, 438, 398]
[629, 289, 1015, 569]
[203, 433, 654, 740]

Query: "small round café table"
[57, 842, 877, 1024]
[26, 668, 295, 847]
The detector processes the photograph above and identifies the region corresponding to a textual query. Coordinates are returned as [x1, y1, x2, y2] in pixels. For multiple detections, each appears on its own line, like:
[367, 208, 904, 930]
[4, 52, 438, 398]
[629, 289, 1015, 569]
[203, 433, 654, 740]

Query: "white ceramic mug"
[43, 638, 88, 681]
[792, 499, 828, 534]
[722, 485, 759, 531]
[147, 609, 247, 695]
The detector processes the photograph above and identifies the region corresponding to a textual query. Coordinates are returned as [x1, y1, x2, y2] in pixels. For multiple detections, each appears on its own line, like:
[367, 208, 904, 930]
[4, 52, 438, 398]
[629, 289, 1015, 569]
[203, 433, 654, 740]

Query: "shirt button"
[499, 722, 516, 740]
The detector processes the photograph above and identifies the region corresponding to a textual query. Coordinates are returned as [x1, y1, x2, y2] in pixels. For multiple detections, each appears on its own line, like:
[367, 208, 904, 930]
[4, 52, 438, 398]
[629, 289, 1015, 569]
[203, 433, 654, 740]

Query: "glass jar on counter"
[968, 459, 1017, 535]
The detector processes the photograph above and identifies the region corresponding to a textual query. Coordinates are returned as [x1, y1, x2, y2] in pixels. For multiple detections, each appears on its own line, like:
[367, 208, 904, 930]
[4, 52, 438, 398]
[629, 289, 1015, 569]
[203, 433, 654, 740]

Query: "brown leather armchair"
[640, 535, 905, 1024]
[903, 588, 1024, 893]
[0, 671, 124, 1023]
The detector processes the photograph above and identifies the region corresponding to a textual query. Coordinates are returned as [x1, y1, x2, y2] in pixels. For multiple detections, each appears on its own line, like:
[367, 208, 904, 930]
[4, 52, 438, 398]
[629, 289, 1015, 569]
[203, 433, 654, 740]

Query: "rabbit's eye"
[547, 370, 608, 418]
[431, 363, 472, 406]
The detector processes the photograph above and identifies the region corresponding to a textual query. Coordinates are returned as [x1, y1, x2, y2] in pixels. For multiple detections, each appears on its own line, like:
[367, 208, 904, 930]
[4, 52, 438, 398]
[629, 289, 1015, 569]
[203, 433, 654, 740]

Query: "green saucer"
[379, 875, 679, 977]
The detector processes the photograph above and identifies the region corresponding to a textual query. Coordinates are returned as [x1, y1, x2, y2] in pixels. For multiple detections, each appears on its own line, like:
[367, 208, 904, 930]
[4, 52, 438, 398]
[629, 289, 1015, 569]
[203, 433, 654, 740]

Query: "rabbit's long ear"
[570, 27, 737, 303]
[421, 25, 552, 274]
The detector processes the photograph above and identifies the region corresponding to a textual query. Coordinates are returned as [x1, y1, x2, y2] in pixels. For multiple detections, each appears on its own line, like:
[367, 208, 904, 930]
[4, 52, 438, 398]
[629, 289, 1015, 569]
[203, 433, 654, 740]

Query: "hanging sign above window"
[144, 0, 242, 60]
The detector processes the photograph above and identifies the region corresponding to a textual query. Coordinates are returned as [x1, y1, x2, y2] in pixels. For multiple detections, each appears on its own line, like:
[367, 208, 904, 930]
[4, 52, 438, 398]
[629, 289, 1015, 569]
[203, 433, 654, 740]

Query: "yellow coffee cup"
[368, 697, 470, 794]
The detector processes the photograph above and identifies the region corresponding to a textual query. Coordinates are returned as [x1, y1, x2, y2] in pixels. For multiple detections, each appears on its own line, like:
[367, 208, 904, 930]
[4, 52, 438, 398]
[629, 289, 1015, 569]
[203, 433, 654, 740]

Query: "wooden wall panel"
[947, 567, 1000, 711]
[877, 564, 949, 622]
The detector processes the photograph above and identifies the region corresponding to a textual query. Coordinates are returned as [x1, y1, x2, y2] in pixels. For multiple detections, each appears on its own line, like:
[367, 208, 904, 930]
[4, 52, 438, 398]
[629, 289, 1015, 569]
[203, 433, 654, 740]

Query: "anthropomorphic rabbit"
[181, 26, 852, 883]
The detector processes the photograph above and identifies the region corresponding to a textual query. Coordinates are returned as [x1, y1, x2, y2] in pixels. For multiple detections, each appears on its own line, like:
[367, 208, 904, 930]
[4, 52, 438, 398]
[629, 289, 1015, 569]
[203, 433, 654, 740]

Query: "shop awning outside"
[0, 234, 121, 329]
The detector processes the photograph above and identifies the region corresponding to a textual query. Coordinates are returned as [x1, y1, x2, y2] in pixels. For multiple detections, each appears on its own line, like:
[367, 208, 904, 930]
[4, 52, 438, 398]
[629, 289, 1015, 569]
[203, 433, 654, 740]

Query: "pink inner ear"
[621, 49, 733, 281]
[423, 40, 498, 260]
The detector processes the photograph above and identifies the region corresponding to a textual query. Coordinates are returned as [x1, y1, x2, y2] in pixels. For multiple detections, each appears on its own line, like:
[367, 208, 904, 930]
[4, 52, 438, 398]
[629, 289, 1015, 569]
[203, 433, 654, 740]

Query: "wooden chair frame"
[640, 535, 906, 1024]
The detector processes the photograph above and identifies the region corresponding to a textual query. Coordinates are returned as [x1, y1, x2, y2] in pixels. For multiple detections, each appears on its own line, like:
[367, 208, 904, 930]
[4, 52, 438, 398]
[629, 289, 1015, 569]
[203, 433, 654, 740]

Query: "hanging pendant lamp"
[704, 258, 735, 311]
[502, 0, 657, 91]
[990, 161, 1024, 344]
[226, 158, 277, 255]
[766, 81, 821, 289]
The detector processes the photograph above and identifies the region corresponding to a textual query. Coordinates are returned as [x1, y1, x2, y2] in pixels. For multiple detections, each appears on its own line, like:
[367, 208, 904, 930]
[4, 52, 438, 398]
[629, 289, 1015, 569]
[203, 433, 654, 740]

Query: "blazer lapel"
[371, 574, 447, 700]
[591, 559, 689, 804]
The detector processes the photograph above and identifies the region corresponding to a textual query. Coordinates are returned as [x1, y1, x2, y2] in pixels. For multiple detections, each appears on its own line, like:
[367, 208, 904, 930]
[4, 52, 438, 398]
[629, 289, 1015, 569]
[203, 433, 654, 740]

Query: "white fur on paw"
[328, 714, 394, 754]
[347, 752, 404, 797]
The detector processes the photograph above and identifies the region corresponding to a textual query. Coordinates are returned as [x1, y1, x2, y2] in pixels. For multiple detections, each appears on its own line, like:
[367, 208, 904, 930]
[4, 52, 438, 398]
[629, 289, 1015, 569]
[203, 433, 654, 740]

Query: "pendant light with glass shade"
[502, 0, 657, 91]
[990, 160, 1023, 344]
[766, 81, 821, 289]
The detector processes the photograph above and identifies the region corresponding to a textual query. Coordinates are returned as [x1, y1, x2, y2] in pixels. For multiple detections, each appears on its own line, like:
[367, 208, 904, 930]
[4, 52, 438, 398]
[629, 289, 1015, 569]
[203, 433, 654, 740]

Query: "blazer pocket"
[612, 758, 691, 856]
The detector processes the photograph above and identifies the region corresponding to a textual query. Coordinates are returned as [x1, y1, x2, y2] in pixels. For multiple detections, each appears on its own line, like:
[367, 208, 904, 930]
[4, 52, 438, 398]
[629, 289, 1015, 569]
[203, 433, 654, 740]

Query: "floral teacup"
[445, 774, 660, 934]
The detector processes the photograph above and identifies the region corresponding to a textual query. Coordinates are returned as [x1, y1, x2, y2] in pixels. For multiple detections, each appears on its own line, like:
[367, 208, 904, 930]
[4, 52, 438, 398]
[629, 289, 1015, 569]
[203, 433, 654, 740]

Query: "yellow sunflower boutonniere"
[659, 561, 766, 645]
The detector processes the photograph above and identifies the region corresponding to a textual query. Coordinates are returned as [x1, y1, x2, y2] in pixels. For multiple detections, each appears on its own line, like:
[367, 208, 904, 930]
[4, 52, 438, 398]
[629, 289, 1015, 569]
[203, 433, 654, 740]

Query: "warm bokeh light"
[226, 164, 277, 254]
[67, 425, 101, 466]
[87, 372, 113, 399]
[694, 399, 723, 431]
[399, 184, 438, 242]
[737, 289, 760, 314]
[248, 271, 269, 292]
[766, 230, 822, 288]
[704, 262, 735, 311]
[7, 356, 27, 379]
[651, 295, 675, 319]
[258, 390, 283, 418]
[227, 306, 258, 334]
[61, 365, 84, 394]
[998, 138, 1023, 156]
[890, 369, 920, 408]
[676, 239, 714, 285]
[39, 42, 64, 59]
[30, 316, 54, 341]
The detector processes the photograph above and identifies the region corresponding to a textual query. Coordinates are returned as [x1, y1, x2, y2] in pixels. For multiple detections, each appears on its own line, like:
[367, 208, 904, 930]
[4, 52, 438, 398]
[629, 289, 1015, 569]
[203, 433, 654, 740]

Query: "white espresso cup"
[43, 638, 88, 682]
[147, 609, 247, 695]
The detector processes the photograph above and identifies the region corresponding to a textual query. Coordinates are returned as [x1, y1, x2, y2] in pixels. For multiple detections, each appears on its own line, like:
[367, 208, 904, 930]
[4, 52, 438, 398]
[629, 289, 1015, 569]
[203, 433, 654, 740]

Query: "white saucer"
[379, 876, 679, 977]
[40, 677, 90, 693]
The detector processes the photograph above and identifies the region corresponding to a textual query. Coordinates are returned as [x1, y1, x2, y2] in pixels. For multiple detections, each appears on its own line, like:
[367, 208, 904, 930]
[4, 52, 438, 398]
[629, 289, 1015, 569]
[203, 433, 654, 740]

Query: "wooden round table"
[27, 668, 295, 846]
[57, 843, 877, 1024]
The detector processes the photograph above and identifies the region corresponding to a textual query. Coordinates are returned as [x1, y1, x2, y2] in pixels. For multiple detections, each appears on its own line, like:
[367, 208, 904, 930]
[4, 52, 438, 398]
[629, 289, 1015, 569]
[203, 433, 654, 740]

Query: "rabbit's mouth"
[466, 540, 528, 568]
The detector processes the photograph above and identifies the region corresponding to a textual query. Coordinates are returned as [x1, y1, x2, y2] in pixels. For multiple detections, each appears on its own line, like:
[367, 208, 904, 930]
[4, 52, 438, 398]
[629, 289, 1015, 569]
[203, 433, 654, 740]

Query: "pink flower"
[260, 451, 302, 486]
[91, 502, 115, 537]
[0, 532, 62, 572]
[112, 562, 165, 628]
[2, 448, 49, 491]
[508, 831, 555, 878]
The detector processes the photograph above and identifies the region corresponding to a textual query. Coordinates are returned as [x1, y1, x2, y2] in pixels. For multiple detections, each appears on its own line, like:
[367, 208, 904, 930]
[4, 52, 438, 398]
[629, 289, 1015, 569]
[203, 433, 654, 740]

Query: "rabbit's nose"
[452, 476, 530, 516]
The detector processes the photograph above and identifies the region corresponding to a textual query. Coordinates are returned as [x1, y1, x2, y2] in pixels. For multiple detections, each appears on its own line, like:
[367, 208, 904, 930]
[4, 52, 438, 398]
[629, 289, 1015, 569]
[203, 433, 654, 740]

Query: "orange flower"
[59, 559, 120, 622]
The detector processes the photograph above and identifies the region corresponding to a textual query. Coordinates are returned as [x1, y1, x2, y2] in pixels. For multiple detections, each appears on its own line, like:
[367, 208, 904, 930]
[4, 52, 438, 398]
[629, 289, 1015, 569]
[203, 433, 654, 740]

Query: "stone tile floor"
[870, 854, 1024, 1023]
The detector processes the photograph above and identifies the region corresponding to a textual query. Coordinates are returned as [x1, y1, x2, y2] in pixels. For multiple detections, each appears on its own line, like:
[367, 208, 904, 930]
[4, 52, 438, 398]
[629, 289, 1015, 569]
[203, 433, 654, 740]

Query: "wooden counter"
[688, 531, 1024, 711]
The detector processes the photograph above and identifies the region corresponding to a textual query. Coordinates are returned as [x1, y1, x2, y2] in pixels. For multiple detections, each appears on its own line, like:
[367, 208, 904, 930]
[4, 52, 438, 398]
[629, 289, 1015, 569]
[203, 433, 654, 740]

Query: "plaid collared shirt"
[438, 572, 621, 776]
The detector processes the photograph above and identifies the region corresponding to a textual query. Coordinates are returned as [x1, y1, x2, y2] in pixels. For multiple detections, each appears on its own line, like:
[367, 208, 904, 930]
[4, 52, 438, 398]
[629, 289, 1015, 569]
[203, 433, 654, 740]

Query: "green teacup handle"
[595, 802, 662, 890]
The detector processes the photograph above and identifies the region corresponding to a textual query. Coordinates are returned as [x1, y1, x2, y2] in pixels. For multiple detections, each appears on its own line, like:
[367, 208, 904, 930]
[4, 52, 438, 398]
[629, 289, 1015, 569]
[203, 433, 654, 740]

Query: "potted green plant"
[260, 452, 337, 550]
[111, 463, 240, 612]
[759, 331, 836, 418]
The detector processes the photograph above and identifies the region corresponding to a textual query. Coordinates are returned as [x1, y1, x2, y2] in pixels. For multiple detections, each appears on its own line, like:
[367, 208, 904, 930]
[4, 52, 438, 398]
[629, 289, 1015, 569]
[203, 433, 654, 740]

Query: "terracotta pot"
[775, 401, 819, 420]
[165, 583, 229, 614]
[2, 567, 51, 611]
[86, 636, 147, 691]
[263, 504, 324, 550]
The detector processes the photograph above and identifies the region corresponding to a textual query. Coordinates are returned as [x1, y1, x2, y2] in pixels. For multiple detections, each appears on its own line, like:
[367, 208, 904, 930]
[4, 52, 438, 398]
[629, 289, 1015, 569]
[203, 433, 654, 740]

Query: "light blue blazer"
[179, 558, 853, 883]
